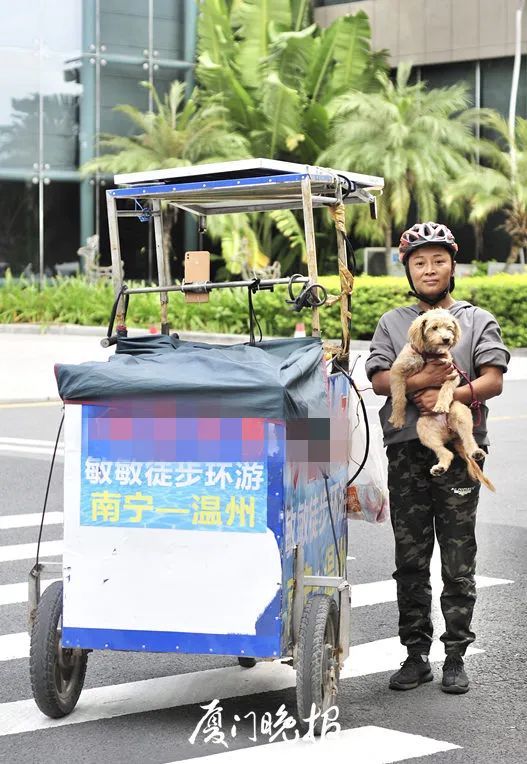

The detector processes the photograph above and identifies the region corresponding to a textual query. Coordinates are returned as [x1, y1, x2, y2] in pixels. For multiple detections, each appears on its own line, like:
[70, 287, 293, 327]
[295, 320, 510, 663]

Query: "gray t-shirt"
[364, 300, 510, 447]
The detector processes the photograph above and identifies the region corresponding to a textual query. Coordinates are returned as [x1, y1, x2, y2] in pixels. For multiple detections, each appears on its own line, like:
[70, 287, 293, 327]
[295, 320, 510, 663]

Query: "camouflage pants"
[386, 440, 484, 656]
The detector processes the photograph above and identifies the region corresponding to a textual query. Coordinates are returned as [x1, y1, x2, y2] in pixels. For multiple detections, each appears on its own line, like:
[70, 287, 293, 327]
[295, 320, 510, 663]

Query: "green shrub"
[1, 273, 526, 347]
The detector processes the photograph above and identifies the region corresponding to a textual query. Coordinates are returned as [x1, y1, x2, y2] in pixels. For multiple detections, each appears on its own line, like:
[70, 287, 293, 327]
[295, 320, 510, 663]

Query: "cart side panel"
[62, 401, 285, 657]
[280, 372, 349, 656]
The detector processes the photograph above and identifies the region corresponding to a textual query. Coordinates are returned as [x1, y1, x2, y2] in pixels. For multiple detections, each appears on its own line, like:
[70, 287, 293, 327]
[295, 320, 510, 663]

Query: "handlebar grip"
[100, 336, 118, 348]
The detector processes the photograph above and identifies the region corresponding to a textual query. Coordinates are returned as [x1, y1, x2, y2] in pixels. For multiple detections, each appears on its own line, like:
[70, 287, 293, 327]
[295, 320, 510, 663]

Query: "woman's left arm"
[453, 365, 504, 405]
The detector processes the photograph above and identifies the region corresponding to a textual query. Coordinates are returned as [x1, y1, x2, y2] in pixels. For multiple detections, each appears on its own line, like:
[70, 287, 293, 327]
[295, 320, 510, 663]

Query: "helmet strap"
[405, 268, 455, 306]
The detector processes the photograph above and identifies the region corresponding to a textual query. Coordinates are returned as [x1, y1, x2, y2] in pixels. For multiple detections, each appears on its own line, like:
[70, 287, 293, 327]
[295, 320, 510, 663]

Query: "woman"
[365, 222, 509, 693]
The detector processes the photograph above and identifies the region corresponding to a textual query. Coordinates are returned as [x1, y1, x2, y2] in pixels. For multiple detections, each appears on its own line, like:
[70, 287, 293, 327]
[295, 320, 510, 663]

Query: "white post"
[508, 1, 525, 264]
[301, 176, 321, 338]
[106, 191, 126, 328]
[152, 198, 170, 334]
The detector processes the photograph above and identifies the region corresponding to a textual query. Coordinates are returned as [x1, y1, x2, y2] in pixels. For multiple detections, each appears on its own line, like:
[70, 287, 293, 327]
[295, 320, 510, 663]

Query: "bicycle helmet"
[398, 222, 458, 305]
[399, 222, 458, 263]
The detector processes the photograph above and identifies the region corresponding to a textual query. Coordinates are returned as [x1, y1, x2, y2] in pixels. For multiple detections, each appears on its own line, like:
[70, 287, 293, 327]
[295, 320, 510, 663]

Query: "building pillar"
[184, 0, 199, 252]
[79, 0, 97, 250]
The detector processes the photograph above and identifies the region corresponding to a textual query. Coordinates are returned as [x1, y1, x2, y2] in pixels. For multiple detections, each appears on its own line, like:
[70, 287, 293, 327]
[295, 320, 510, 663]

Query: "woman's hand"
[411, 388, 441, 415]
[409, 359, 458, 391]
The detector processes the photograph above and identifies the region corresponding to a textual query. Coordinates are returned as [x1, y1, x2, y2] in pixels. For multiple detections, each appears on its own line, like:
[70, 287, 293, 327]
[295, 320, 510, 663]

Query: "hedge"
[1, 273, 526, 347]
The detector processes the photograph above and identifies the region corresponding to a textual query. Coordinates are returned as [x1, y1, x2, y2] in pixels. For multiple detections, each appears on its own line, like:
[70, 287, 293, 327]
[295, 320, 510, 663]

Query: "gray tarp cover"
[55, 335, 328, 419]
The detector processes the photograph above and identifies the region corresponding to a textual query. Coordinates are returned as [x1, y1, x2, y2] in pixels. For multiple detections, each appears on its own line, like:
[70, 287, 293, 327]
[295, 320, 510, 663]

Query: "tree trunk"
[384, 225, 393, 275]
[506, 244, 519, 266]
[473, 221, 484, 261]
[162, 206, 177, 280]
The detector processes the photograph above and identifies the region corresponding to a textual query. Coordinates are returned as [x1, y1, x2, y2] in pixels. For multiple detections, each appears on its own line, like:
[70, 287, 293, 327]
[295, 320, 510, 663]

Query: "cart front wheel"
[296, 594, 340, 733]
[30, 581, 88, 718]
[238, 657, 256, 668]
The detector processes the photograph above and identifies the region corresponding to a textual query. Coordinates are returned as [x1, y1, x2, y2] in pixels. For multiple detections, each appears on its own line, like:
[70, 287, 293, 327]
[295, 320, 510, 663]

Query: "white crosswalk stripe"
[0, 627, 484, 668]
[0, 438, 64, 449]
[0, 510, 514, 761]
[173, 726, 460, 764]
[0, 512, 63, 530]
[0, 578, 59, 607]
[0, 633, 29, 662]
[0, 540, 63, 563]
[350, 574, 514, 608]
[0, 573, 513, 608]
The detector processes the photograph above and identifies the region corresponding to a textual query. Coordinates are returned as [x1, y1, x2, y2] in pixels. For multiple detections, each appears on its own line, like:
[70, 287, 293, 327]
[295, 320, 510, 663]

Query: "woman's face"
[407, 245, 454, 298]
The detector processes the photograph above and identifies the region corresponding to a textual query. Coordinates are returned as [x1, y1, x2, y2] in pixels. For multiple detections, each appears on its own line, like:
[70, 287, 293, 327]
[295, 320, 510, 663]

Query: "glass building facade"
[0, 0, 197, 278]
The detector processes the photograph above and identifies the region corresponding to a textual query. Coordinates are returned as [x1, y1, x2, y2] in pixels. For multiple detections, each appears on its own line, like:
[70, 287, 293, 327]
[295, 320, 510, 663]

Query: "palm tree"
[196, 0, 387, 273]
[445, 111, 527, 263]
[81, 80, 251, 272]
[319, 63, 478, 269]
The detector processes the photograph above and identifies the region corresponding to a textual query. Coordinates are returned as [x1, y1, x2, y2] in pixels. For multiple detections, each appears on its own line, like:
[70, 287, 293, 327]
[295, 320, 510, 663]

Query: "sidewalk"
[0, 324, 525, 403]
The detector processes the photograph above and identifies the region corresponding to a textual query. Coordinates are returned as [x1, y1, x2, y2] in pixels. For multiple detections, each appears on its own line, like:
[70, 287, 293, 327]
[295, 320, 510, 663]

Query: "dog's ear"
[408, 315, 426, 352]
[452, 318, 461, 345]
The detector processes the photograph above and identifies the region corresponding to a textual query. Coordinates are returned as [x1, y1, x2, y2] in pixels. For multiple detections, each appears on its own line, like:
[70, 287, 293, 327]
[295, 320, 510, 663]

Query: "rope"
[327, 203, 355, 359]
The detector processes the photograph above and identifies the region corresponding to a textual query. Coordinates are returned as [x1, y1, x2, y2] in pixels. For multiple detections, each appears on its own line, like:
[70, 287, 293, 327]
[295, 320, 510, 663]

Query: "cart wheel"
[238, 657, 257, 668]
[29, 581, 88, 718]
[296, 594, 340, 734]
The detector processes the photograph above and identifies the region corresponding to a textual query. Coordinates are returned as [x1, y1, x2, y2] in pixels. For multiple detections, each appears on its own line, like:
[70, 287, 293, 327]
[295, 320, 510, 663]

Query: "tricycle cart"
[28, 159, 383, 730]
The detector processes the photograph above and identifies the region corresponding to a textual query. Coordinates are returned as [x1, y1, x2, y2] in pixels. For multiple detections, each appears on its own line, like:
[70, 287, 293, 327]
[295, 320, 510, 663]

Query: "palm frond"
[331, 12, 371, 95]
[268, 209, 307, 261]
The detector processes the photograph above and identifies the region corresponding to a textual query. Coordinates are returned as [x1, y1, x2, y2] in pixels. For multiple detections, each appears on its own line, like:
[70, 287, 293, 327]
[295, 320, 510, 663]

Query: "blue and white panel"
[61, 401, 285, 657]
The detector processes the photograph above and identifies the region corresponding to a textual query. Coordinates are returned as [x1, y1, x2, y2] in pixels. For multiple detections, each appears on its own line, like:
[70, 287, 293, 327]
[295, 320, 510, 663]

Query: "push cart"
[28, 159, 383, 729]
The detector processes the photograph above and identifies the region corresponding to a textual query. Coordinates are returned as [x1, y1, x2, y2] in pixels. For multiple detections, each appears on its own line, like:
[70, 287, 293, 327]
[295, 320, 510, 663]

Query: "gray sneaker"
[389, 653, 433, 690]
[441, 654, 469, 694]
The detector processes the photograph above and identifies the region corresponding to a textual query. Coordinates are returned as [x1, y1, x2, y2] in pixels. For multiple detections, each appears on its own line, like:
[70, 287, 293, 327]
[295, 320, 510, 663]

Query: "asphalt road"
[0, 376, 526, 763]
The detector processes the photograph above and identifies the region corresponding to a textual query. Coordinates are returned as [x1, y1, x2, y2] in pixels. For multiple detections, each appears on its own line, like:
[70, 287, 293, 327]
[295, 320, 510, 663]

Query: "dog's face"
[408, 309, 461, 353]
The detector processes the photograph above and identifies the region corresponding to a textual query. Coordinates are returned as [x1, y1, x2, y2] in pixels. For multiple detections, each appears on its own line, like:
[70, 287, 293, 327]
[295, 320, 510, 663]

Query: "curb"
[0, 323, 372, 350]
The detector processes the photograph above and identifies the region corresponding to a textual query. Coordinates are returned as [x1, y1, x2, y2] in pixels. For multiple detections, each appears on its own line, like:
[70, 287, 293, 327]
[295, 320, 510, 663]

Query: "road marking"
[1, 631, 481, 669]
[346, 637, 482, 678]
[0, 579, 59, 607]
[0, 568, 513, 607]
[0, 444, 64, 457]
[0, 540, 63, 563]
[0, 635, 483, 724]
[0, 633, 29, 662]
[0, 402, 60, 409]
[488, 414, 527, 421]
[0, 437, 63, 448]
[0, 512, 63, 530]
[174, 725, 460, 764]
[351, 575, 513, 608]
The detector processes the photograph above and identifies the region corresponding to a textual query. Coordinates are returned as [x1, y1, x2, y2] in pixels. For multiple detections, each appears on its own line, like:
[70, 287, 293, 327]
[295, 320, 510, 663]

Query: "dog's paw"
[432, 402, 449, 414]
[430, 464, 446, 477]
[472, 448, 486, 462]
[389, 415, 405, 430]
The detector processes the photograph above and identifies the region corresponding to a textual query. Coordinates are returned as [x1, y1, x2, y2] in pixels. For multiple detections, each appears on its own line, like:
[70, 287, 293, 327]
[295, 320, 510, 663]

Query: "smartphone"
[184, 251, 210, 303]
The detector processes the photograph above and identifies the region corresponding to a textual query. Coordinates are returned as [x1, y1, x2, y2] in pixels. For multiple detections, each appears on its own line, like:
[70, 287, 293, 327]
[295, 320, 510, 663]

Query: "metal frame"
[106, 160, 383, 341]
[291, 543, 351, 669]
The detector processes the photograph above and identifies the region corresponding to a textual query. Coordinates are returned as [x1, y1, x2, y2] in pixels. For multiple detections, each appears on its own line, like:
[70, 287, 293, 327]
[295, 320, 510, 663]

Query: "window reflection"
[0, 0, 195, 279]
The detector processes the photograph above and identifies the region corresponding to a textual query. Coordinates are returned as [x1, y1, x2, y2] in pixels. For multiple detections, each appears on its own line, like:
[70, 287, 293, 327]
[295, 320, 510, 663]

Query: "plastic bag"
[347, 397, 389, 524]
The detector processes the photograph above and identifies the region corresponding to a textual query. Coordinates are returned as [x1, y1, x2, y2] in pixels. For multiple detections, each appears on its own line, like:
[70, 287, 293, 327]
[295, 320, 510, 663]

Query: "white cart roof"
[110, 158, 384, 215]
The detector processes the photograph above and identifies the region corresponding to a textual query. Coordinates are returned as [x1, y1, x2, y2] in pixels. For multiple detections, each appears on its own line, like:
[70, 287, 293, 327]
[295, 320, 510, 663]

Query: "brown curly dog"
[388, 308, 494, 491]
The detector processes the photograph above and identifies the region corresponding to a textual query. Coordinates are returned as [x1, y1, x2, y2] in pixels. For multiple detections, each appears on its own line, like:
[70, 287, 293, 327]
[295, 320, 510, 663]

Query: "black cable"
[36, 413, 64, 567]
[333, 359, 370, 487]
[337, 174, 353, 200]
[322, 472, 343, 651]
[344, 234, 357, 276]
[247, 278, 262, 345]
[286, 274, 327, 312]
[322, 473, 342, 578]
